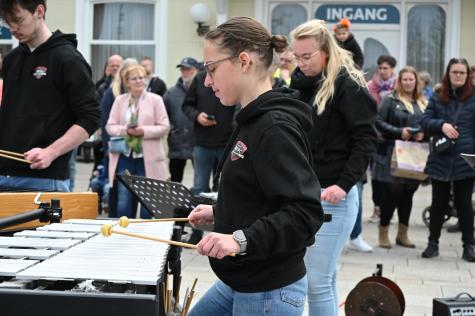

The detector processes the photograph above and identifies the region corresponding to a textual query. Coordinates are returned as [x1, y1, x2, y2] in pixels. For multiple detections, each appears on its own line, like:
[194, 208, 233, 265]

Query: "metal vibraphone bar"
[0, 219, 174, 316]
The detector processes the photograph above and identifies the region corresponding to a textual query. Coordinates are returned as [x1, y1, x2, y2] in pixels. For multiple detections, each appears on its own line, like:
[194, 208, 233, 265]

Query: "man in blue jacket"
[0, 0, 100, 192]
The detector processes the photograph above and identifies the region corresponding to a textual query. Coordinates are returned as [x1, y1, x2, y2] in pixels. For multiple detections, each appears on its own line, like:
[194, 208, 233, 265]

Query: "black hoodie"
[211, 87, 324, 292]
[290, 69, 377, 192]
[0, 31, 100, 180]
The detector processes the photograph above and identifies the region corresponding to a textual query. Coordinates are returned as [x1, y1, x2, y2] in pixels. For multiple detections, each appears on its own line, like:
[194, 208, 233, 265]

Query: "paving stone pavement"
[75, 161, 475, 316]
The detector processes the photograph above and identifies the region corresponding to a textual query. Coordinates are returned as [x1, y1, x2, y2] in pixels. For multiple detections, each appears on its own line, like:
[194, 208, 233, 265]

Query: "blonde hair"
[121, 64, 146, 83]
[111, 58, 138, 97]
[395, 66, 427, 113]
[290, 19, 367, 114]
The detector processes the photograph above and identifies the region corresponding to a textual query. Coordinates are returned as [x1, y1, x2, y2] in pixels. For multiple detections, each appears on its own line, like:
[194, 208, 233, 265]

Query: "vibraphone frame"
[0, 220, 176, 316]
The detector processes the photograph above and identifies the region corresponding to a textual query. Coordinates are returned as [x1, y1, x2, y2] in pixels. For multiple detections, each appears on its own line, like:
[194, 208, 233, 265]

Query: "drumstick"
[184, 278, 198, 315]
[101, 224, 198, 249]
[118, 216, 189, 228]
[100, 224, 236, 256]
[0, 152, 31, 164]
[0, 149, 25, 157]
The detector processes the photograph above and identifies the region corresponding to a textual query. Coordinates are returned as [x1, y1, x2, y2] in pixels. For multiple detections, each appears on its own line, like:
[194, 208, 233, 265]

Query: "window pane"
[407, 5, 445, 83]
[363, 38, 390, 80]
[93, 3, 154, 40]
[91, 45, 155, 82]
[271, 4, 307, 37]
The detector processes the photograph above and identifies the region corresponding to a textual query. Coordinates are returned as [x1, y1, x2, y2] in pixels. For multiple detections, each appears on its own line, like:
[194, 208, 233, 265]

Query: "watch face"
[234, 230, 245, 241]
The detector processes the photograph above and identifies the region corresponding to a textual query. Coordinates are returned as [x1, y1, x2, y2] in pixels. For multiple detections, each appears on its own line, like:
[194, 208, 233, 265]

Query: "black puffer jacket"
[419, 90, 475, 180]
[290, 68, 377, 192]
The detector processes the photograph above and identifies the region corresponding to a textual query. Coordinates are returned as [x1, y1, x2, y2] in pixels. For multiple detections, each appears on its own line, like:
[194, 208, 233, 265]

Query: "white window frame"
[74, 0, 168, 81]
[255, 0, 460, 68]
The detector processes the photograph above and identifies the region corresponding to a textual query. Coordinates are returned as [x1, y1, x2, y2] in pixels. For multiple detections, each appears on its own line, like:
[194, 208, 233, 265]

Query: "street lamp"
[190, 3, 211, 37]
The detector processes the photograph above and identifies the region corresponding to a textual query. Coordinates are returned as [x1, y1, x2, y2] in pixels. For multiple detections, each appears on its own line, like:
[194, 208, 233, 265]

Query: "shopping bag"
[390, 140, 429, 181]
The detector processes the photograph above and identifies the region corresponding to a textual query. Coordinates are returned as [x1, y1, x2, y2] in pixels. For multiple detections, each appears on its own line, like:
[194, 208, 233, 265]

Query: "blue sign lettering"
[0, 25, 11, 39]
[315, 4, 400, 24]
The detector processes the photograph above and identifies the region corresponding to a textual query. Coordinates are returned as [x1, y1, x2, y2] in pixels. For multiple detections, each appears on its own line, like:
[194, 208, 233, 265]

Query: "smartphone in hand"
[408, 127, 422, 135]
[206, 114, 216, 121]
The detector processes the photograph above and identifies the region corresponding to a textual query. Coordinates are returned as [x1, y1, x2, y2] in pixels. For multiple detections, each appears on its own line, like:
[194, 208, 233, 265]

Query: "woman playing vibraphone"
[186, 17, 324, 316]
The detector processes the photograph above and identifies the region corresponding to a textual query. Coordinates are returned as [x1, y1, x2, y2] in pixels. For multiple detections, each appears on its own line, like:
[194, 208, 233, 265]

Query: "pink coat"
[106, 92, 170, 187]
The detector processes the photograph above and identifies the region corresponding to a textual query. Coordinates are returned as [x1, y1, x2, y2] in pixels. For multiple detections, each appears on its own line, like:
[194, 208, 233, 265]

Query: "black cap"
[176, 57, 199, 69]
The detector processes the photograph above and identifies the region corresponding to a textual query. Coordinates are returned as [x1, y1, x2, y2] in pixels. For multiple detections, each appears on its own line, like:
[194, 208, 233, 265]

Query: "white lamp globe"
[190, 3, 211, 24]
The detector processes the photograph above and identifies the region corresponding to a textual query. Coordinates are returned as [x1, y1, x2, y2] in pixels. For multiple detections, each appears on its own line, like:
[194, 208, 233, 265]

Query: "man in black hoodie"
[0, 0, 100, 192]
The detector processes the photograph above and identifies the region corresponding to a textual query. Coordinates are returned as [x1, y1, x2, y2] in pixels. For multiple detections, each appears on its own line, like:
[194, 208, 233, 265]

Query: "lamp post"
[190, 3, 211, 37]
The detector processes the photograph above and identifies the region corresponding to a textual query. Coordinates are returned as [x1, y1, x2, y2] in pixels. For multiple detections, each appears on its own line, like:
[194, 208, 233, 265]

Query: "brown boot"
[396, 223, 415, 248]
[379, 225, 392, 249]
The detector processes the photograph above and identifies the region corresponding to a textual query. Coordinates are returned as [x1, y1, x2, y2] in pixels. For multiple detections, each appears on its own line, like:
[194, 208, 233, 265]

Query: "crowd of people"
[0, 1, 474, 315]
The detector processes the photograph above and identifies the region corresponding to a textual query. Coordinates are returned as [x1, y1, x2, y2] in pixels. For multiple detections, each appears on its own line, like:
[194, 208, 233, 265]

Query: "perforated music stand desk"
[117, 174, 332, 226]
[117, 174, 214, 228]
[461, 153, 475, 170]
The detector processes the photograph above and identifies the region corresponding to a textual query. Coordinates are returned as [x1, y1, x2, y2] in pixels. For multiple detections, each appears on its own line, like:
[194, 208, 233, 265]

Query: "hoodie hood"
[236, 87, 313, 132]
[19, 30, 77, 53]
[14, 31, 77, 81]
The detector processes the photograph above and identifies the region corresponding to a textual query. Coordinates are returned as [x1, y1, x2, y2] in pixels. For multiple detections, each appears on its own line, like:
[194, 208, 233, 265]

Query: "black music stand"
[116, 174, 214, 220]
[461, 153, 475, 169]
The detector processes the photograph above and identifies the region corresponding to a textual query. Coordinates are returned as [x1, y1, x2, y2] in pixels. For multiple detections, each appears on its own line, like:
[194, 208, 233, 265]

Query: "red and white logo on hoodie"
[231, 140, 247, 161]
[33, 66, 47, 79]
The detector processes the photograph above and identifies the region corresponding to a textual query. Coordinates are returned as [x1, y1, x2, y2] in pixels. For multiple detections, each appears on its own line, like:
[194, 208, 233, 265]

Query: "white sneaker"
[368, 212, 380, 223]
[347, 235, 373, 252]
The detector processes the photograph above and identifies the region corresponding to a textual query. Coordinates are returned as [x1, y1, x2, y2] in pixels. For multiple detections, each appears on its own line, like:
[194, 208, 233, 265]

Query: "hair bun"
[270, 35, 288, 53]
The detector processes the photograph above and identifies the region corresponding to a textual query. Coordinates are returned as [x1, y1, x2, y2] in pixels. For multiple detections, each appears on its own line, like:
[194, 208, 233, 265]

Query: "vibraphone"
[0, 219, 174, 316]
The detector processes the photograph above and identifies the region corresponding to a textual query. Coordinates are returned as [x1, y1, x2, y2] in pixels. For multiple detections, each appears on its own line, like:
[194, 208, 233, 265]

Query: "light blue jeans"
[188, 276, 307, 316]
[0, 175, 70, 192]
[350, 181, 364, 239]
[305, 185, 358, 316]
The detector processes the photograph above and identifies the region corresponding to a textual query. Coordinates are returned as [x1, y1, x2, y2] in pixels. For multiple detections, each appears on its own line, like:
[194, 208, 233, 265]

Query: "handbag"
[108, 136, 128, 154]
[430, 135, 455, 153]
[430, 102, 463, 154]
[390, 140, 429, 181]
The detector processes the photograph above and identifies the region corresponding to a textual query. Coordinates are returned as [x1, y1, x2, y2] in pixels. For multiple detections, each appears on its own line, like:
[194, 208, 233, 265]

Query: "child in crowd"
[333, 18, 364, 69]
[90, 164, 110, 214]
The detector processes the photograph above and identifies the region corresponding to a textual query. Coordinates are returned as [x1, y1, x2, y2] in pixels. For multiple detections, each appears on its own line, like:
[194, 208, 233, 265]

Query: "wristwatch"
[232, 230, 247, 255]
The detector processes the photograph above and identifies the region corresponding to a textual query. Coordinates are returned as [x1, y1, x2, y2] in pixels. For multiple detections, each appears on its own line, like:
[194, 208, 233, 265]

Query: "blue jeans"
[90, 177, 110, 204]
[350, 181, 364, 239]
[116, 155, 150, 219]
[188, 276, 307, 316]
[191, 146, 225, 195]
[305, 186, 358, 316]
[0, 175, 70, 192]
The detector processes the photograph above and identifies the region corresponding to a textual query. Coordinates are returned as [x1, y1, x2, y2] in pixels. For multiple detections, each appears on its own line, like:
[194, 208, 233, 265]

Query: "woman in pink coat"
[106, 64, 170, 218]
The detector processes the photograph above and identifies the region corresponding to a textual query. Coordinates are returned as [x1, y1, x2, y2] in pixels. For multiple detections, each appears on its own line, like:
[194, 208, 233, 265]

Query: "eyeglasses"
[449, 71, 467, 76]
[203, 55, 239, 78]
[293, 50, 319, 65]
[128, 76, 145, 81]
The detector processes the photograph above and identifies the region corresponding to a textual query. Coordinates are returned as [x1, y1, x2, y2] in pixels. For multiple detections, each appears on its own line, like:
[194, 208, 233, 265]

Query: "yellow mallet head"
[101, 224, 113, 237]
[119, 216, 130, 228]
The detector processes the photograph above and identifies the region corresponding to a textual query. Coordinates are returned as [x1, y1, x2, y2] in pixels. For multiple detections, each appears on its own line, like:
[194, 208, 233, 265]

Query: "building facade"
[1, 0, 473, 87]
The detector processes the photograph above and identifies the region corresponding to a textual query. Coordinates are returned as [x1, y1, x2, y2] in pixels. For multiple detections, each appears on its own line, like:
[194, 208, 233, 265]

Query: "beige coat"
[106, 92, 170, 187]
